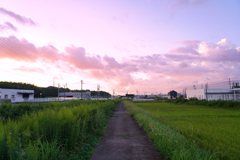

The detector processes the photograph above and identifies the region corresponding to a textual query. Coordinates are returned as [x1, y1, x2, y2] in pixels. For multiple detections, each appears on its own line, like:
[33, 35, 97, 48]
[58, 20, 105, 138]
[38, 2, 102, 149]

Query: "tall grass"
[0, 100, 120, 160]
[124, 101, 218, 160]
[0, 100, 111, 121]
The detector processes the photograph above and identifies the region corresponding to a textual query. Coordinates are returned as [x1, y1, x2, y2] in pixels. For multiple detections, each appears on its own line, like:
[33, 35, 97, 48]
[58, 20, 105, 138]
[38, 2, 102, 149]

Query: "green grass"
[133, 101, 240, 160]
[0, 100, 120, 160]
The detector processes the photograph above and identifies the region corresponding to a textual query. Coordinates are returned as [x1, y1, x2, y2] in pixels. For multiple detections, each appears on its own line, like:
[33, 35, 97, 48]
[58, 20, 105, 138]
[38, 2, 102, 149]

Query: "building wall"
[59, 92, 91, 99]
[0, 88, 34, 103]
[187, 89, 205, 100]
[187, 89, 240, 101]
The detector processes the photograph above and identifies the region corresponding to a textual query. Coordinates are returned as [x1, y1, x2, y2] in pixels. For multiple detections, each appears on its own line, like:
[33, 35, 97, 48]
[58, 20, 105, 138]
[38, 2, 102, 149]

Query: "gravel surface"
[89, 101, 164, 160]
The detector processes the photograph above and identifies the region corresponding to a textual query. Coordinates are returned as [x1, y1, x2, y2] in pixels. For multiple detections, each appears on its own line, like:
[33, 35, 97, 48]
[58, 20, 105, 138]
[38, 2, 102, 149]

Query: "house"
[0, 88, 34, 103]
[168, 90, 177, 99]
[126, 94, 135, 99]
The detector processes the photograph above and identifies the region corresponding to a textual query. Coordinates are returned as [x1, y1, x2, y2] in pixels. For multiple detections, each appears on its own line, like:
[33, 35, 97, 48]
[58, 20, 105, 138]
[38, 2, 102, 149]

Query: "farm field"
[134, 101, 240, 160]
[0, 100, 120, 160]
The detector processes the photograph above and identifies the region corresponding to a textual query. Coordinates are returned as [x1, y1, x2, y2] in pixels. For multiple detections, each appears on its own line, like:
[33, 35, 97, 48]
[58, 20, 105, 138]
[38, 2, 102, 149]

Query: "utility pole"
[113, 89, 115, 99]
[193, 85, 196, 90]
[205, 83, 208, 101]
[58, 83, 59, 102]
[185, 87, 187, 98]
[136, 90, 139, 99]
[97, 84, 100, 100]
[64, 84, 65, 101]
[81, 80, 83, 100]
[229, 78, 231, 89]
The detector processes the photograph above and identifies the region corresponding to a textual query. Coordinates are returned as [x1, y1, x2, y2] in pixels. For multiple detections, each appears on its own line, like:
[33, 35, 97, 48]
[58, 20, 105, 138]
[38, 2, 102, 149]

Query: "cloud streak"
[0, 22, 18, 32]
[0, 7, 37, 26]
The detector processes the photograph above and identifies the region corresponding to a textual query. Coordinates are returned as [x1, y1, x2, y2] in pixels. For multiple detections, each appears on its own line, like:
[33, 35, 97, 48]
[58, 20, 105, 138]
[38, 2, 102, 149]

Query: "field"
[0, 100, 120, 160]
[131, 101, 240, 160]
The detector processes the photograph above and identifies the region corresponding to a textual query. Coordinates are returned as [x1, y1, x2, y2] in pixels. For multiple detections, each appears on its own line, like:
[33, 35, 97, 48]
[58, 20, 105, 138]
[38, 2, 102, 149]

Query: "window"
[11, 95, 15, 99]
[22, 94, 29, 98]
[0, 94, 1, 98]
[4, 95, 8, 99]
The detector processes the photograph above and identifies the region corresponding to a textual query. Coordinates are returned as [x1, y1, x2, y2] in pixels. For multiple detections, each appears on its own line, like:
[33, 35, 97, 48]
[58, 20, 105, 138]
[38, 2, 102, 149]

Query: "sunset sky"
[0, 0, 240, 95]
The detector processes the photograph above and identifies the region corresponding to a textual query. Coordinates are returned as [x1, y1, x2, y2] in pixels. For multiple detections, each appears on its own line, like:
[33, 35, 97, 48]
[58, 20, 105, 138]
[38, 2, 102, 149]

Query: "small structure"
[168, 90, 177, 99]
[126, 94, 135, 99]
[0, 88, 34, 103]
[59, 91, 91, 100]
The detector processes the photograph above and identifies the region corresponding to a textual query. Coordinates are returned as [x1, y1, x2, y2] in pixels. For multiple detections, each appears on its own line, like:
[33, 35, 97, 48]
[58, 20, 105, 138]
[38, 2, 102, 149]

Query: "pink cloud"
[0, 36, 59, 62]
[13, 66, 45, 73]
[0, 22, 18, 32]
[169, 40, 201, 55]
[0, 7, 37, 26]
[1, 35, 240, 91]
[64, 46, 104, 70]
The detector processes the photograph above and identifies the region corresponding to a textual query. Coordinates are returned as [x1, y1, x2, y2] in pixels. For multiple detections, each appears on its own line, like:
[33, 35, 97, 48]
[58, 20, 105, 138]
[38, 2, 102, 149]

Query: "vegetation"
[124, 101, 216, 160]
[171, 97, 240, 108]
[130, 101, 240, 160]
[0, 100, 120, 160]
[0, 100, 98, 120]
[0, 81, 111, 98]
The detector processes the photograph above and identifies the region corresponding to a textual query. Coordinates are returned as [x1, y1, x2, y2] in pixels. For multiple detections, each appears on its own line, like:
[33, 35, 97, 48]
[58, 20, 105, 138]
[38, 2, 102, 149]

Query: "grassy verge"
[124, 101, 219, 160]
[0, 100, 120, 160]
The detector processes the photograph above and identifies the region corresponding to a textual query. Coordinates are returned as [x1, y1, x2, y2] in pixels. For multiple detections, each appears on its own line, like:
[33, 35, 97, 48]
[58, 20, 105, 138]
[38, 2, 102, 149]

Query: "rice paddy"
[129, 101, 240, 160]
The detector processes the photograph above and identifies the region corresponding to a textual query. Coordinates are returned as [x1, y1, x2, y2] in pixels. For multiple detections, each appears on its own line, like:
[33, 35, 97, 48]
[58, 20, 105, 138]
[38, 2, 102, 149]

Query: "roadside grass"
[124, 101, 217, 160]
[0, 100, 120, 160]
[133, 101, 240, 160]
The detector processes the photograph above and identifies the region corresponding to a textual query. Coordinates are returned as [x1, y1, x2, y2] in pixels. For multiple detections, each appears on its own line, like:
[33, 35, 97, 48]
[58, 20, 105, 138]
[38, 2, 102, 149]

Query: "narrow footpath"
[90, 101, 164, 160]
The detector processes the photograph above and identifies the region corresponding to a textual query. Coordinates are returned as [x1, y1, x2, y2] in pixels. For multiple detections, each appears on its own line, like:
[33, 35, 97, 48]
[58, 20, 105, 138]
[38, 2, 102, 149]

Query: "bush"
[189, 97, 199, 101]
[176, 98, 188, 104]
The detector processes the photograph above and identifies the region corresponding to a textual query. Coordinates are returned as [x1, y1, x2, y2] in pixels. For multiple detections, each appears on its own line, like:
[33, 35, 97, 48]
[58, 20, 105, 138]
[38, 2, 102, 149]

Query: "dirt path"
[89, 101, 163, 160]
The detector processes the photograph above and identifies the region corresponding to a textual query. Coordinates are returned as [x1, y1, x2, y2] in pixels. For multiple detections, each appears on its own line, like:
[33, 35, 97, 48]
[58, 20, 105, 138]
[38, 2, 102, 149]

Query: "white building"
[0, 88, 34, 103]
[59, 91, 91, 100]
[187, 89, 240, 101]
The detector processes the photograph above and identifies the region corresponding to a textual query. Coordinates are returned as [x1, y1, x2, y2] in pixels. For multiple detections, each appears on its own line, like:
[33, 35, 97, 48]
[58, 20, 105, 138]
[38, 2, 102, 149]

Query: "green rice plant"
[133, 101, 240, 160]
[167, 97, 240, 109]
[124, 101, 219, 160]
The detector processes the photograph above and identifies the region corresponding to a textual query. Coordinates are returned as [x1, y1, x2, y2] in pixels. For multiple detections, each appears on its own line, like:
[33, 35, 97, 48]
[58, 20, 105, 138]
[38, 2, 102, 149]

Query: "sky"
[0, 0, 240, 95]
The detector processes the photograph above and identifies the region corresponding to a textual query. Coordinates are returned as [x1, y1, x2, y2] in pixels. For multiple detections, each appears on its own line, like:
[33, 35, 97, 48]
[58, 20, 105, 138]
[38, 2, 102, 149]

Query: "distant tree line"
[0, 81, 111, 98]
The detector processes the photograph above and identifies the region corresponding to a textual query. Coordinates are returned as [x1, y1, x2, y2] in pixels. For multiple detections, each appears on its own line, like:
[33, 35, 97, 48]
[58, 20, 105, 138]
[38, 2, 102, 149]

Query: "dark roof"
[17, 92, 34, 94]
[126, 94, 135, 97]
[168, 90, 177, 96]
